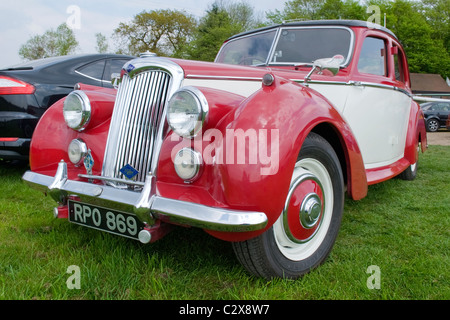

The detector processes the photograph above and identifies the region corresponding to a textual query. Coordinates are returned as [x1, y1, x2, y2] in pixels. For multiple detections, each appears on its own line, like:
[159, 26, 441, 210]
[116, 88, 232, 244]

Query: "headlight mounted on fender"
[167, 86, 208, 138]
[63, 90, 91, 131]
[68, 139, 88, 166]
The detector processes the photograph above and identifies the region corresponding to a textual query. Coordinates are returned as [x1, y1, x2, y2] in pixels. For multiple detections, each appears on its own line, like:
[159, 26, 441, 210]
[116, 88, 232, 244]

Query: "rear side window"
[433, 103, 450, 111]
[76, 60, 106, 81]
[358, 37, 387, 76]
[103, 59, 129, 81]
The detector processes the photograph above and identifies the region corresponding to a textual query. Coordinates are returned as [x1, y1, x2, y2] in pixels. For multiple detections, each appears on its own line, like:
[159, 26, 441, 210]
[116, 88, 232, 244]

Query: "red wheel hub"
[283, 173, 324, 243]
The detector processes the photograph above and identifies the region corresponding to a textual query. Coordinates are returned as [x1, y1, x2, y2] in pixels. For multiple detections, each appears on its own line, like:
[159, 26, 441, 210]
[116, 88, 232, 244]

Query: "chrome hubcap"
[300, 193, 322, 228]
[274, 158, 333, 261]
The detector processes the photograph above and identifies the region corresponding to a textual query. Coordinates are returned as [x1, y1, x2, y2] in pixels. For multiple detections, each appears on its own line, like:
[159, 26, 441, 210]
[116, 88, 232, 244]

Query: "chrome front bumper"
[22, 161, 268, 232]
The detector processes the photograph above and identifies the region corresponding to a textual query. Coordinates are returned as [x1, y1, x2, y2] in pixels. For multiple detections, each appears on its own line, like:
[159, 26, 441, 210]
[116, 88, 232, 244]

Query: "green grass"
[0, 146, 449, 300]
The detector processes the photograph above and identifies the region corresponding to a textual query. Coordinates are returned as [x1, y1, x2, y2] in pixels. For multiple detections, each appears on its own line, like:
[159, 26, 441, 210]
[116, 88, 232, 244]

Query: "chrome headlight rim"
[68, 138, 88, 166]
[166, 86, 209, 139]
[63, 90, 91, 131]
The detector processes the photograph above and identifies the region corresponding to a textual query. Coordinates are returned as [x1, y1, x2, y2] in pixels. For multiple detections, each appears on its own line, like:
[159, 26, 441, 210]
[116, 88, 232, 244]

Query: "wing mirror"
[304, 55, 345, 85]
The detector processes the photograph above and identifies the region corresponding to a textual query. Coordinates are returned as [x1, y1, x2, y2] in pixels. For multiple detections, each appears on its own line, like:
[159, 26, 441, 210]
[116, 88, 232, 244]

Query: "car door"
[436, 103, 450, 124]
[341, 34, 411, 169]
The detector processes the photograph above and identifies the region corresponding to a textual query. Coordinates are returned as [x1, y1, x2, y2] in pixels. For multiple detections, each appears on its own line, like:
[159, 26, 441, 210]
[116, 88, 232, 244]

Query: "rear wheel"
[399, 144, 420, 181]
[232, 133, 344, 279]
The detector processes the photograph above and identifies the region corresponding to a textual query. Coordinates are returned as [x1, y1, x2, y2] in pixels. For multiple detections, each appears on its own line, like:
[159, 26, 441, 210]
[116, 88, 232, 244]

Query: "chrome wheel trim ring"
[273, 158, 334, 261]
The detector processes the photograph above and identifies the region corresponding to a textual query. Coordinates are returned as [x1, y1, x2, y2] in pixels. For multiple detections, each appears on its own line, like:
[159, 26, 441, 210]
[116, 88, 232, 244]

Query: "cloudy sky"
[0, 0, 287, 68]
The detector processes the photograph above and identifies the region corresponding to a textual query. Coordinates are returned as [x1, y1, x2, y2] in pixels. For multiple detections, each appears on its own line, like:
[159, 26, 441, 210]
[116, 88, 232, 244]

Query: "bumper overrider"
[22, 160, 268, 242]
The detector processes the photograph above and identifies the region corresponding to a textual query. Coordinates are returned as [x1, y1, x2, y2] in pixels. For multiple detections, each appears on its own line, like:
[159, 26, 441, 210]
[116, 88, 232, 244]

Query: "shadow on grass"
[0, 159, 30, 177]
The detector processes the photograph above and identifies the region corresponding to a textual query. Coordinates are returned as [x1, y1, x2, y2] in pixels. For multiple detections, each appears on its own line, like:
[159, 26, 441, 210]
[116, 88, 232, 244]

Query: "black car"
[0, 53, 134, 161]
[421, 101, 450, 132]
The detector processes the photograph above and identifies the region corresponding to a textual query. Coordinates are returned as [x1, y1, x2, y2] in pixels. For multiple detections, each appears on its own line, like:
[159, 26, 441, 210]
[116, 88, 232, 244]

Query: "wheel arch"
[310, 122, 367, 201]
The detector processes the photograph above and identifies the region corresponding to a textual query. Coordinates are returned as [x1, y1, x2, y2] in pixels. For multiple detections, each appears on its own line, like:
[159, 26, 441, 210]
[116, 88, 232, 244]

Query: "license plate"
[68, 200, 144, 240]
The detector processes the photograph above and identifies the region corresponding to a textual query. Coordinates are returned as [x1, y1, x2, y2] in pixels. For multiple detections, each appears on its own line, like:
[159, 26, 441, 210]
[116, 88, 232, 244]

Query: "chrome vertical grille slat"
[102, 66, 173, 186]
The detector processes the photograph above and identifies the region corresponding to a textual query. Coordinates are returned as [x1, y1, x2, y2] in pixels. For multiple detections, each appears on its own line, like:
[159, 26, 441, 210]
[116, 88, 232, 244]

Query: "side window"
[436, 103, 450, 111]
[76, 60, 106, 81]
[393, 46, 405, 83]
[103, 59, 128, 81]
[358, 37, 387, 76]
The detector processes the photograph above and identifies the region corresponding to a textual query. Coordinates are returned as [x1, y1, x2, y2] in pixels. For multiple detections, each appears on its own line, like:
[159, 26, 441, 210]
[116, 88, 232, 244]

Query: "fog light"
[174, 148, 203, 182]
[68, 139, 88, 166]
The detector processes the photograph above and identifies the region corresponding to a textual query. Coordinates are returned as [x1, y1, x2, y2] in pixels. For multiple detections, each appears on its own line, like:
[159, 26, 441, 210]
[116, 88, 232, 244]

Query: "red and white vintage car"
[23, 20, 428, 279]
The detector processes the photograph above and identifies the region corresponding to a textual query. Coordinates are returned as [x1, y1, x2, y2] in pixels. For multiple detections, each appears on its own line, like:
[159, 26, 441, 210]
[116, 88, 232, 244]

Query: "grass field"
[0, 146, 448, 301]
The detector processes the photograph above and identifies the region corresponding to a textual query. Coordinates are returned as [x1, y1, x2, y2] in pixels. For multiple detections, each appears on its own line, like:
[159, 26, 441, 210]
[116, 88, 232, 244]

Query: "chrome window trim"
[74, 70, 102, 83]
[291, 79, 413, 99]
[186, 74, 263, 81]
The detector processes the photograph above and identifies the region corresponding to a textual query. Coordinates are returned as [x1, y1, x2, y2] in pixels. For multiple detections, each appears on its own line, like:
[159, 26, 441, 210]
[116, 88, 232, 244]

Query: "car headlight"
[68, 139, 88, 166]
[174, 148, 203, 182]
[167, 86, 208, 138]
[63, 90, 91, 131]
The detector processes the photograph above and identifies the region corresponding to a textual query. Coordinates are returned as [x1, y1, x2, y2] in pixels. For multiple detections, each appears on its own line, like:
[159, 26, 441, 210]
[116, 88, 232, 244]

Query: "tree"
[367, 0, 449, 77]
[266, 0, 326, 23]
[421, 0, 450, 51]
[266, 0, 449, 78]
[224, 0, 264, 30]
[266, 0, 364, 23]
[95, 33, 109, 53]
[187, 1, 260, 62]
[113, 9, 197, 57]
[187, 3, 236, 61]
[19, 23, 78, 60]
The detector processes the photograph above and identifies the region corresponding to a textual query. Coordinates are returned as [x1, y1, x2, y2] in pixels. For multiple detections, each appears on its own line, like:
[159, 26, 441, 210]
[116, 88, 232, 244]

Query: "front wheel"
[232, 133, 344, 279]
[426, 119, 439, 132]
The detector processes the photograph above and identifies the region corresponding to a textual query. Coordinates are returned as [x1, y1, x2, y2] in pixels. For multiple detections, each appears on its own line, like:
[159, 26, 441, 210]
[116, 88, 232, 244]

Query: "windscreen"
[216, 27, 353, 67]
[215, 30, 277, 66]
[271, 28, 352, 65]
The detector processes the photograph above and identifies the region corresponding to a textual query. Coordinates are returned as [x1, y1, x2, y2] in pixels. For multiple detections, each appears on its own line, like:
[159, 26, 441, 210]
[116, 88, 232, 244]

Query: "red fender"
[405, 100, 427, 162]
[30, 84, 116, 178]
[157, 76, 367, 242]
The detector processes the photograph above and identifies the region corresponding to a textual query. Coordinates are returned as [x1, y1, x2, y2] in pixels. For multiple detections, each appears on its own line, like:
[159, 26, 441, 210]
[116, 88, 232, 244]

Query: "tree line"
[19, 0, 449, 78]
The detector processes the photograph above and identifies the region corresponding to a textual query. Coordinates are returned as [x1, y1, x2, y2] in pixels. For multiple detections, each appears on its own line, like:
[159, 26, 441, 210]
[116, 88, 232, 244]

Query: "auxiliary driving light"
[173, 147, 203, 182]
[68, 139, 88, 166]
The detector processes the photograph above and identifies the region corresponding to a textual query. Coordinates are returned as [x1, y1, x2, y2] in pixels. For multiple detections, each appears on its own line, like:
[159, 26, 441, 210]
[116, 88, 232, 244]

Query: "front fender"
[29, 84, 116, 177]
[158, 75, 367, 241]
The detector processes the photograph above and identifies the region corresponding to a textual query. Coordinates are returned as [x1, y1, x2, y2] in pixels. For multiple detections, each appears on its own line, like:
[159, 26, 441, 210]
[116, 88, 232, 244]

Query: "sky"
[0, 0, 287, 68]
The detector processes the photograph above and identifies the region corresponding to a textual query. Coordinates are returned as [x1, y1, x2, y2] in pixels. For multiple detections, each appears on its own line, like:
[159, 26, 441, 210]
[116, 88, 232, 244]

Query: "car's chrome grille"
[102, 69, 172, 186]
